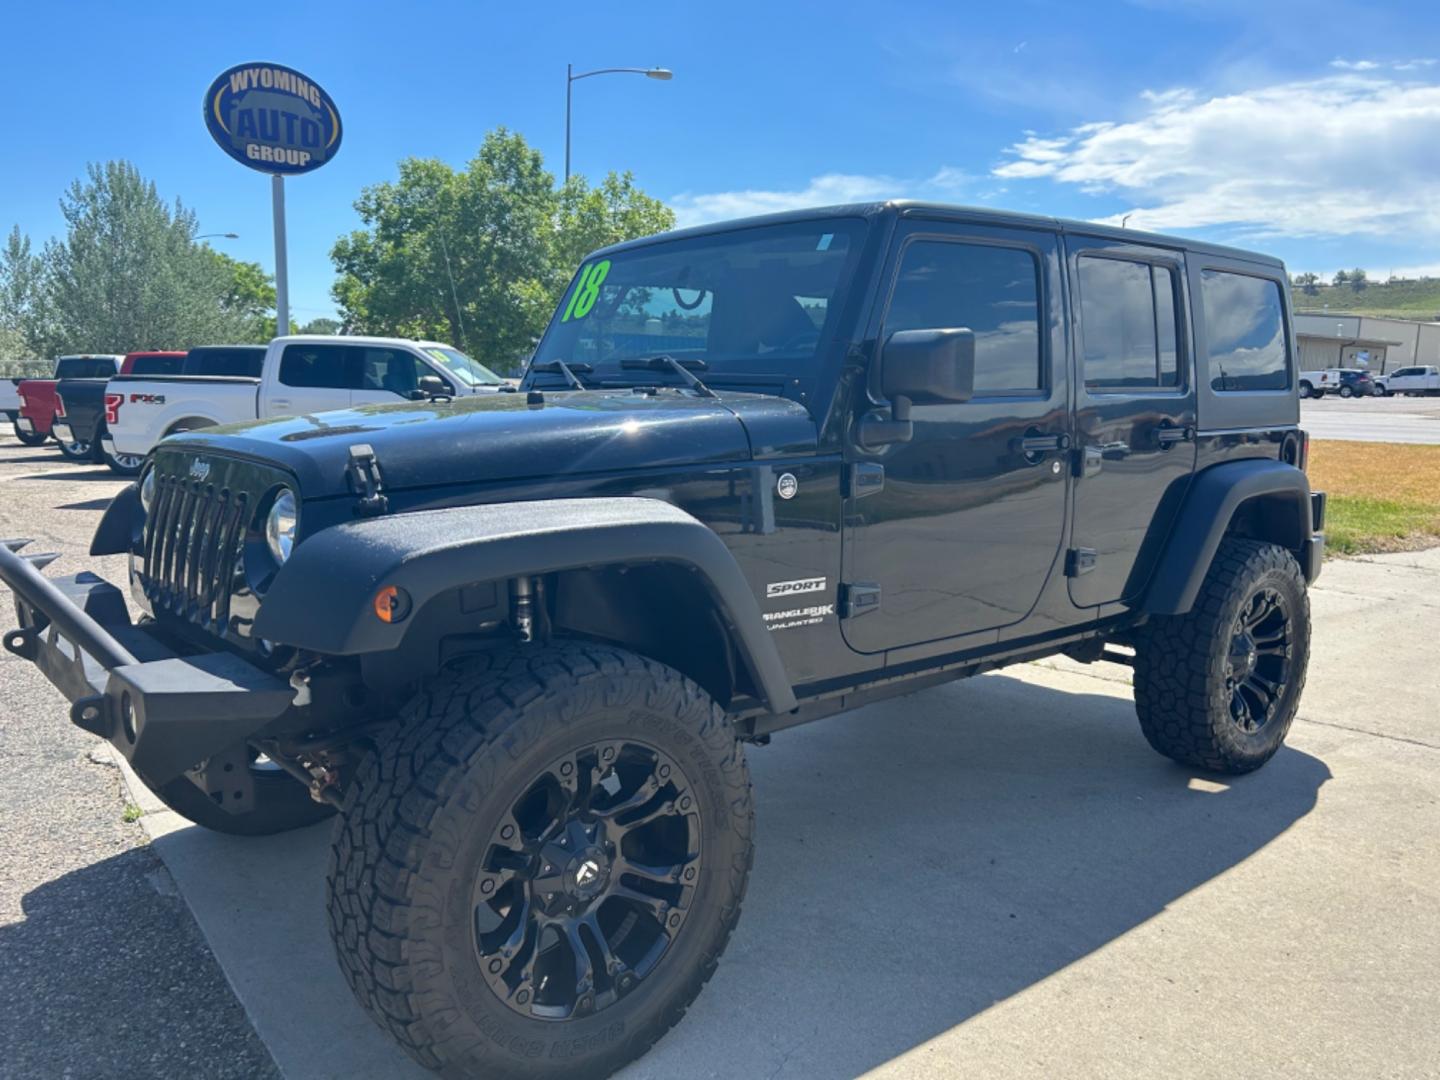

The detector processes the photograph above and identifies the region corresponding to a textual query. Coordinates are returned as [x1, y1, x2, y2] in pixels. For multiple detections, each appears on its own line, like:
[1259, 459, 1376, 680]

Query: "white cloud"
[669, 168, 972, 228]
[994, 73, 1440, 242]
[1330, 58, 1381, 71]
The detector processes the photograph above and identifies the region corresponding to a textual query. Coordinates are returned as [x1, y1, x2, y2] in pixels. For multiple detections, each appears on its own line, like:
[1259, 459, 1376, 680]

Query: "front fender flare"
[254, 497, 797, 714]
[1143, 458, 1313, 615]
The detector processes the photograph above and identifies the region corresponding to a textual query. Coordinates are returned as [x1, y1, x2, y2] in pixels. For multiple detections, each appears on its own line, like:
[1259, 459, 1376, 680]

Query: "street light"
[196, 232, 240, 240]
[565, 64, 672, 181]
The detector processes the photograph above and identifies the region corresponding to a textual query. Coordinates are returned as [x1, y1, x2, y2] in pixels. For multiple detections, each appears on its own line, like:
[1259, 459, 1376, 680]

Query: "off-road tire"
[12, 423, 47, 447]
[154, 764, 335, 836]
[1133, 538, 1309, 774]
[327, 643, 754, 1080]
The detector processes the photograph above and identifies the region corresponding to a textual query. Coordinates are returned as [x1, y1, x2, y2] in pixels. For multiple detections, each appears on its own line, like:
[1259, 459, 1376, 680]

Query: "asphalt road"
[1, 430, 1438, 1079]
[1300, 393, 1440, 443]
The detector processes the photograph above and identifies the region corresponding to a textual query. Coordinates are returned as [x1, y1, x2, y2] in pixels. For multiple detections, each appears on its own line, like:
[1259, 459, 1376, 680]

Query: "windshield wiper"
[529, 359, 593, 390]
[620, 355, 715, 398]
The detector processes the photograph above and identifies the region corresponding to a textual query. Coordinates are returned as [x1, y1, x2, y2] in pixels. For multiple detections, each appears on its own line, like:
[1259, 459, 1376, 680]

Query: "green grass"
[122, 803, 144, 823]
[1291, 279, 1440, 321]
[1307, 441, 1440, 555]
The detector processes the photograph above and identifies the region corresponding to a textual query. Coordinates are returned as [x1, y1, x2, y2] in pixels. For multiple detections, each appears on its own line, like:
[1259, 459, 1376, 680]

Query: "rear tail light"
[104, 393, 122, 425]
[54, 395, 65, 417]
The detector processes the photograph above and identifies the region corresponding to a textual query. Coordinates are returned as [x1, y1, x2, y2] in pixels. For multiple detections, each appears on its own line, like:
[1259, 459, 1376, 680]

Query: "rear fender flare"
[1143, 459, 1312, 615]
[253, 497, 798, 714]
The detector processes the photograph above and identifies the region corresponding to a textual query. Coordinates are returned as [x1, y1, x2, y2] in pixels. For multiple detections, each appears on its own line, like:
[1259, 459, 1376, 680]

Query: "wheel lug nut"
[668, 912, 682, 929]
[560, 761, 573, 776]
[679, 796, 692, 811]
[480, 879, 496, 895]
[517, 989, 530, 1005]
[658, 765, 670, 779]
[500, 825, 515, 840]
[488, 958, 503, 974]
[683, 867, 696, 882]
[602, 747, 616, 762]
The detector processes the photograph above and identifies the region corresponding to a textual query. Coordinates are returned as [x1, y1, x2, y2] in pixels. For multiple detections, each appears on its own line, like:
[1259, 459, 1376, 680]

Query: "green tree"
[39, 161, 267, 353]
[297, 317, 341, 335]
[1292, 271, 1320, 296]
[1332, 269, 1349, 287]
[331, 129, 674, 373]
[1349, 267, 1368, 292]
[0, 225, 49, 361]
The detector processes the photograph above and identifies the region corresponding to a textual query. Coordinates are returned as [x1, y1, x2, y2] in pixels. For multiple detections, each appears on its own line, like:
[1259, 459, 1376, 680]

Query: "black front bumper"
[1, 540, 295, 791]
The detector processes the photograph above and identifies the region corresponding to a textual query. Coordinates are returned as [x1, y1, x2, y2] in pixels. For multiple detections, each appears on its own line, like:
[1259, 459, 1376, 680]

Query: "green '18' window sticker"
[561, 259, 611, 322]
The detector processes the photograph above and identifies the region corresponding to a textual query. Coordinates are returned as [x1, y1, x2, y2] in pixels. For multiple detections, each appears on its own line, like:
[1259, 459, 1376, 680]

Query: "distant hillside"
[1291, 279, 1440, 322]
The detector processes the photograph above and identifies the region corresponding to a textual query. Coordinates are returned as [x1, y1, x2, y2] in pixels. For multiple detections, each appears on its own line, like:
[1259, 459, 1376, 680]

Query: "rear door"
[265, 342, 354, 417]
[1066, 237, 1197, 608]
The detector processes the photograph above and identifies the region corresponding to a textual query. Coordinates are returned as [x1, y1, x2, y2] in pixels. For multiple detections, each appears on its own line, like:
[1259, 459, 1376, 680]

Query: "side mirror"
[414, 374, 450, 400]
[858, 328, 975, 448]
[881, 328, 975, 405]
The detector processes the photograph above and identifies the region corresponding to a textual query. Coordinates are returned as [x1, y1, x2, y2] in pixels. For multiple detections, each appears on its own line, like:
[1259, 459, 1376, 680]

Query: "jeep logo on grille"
[188, 459, 211, 481]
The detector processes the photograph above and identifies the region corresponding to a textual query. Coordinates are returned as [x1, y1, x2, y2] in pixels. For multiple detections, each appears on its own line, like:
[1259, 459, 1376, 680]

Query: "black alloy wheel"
[475, 738, 701, 1022]
[1224, 586, 1293, 734]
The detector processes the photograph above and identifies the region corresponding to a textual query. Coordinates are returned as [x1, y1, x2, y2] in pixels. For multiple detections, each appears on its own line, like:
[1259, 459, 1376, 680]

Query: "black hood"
[171, 389, 817, 499]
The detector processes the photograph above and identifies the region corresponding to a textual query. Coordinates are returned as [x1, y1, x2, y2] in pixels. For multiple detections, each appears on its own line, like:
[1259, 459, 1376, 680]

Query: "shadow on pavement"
[56, 670, 1332, 1079]
[15, 467, 124, 483]
[56, 497, 117, 511]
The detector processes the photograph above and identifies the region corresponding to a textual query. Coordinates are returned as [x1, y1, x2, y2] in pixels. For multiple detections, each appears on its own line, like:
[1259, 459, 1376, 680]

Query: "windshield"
[530, 218, 866, 387]
[423, 346, 505, 386]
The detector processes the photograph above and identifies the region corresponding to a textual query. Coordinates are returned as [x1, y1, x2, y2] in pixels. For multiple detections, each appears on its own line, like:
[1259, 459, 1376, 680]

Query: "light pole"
[565, 64, 672, 182]
[196, 232, 240, 241]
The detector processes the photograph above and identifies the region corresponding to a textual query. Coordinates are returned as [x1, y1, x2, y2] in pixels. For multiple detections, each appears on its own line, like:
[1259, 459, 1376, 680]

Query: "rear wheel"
[1338, 384, 1354, 398]
[152, 750, 335, 836]
[103, 448, 146, 476]
[327, 643, 754, 1079]
[54, 433, 98, 461]
[12, 423, 47, 447]
[1298, 382, 1313, 399]
[1133, 538, 1309, 774]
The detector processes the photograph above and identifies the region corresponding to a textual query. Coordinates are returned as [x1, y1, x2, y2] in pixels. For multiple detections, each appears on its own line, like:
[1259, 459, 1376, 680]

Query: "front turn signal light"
[374, 585, 412, 623]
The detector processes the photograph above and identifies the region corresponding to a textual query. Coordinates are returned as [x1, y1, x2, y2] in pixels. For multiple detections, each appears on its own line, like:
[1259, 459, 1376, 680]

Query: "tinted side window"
[356, 348, 425, 395]
[279, 344, 350, 388]
[56, 358, 118, 378]
[884, 240, 1042, 392]
[185, 348, 265, 377]
[129, 356, 185, 377]
[1078, 256, 1182, 389]
[1202, 271, 1289, 392]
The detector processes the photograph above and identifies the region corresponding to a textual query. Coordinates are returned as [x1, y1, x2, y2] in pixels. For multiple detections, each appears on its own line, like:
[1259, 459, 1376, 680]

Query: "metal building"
[1294, 312, 1440, 374]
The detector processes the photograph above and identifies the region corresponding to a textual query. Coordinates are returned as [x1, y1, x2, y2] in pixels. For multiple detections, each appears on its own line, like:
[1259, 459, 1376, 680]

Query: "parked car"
[1328, 368, 1377, 398]
[15, 355, 125, 452]
[1, 377, 23, 430]
[54, 352, 186, 473]
[1, 202, 1325, 1080]
[103, 336, 510, 463]
[1381, 365, 1440, 396]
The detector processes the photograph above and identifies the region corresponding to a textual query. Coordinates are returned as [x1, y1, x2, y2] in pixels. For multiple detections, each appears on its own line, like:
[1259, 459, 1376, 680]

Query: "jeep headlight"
[265, 489, 298, 564]
[139, 467, 156, 513]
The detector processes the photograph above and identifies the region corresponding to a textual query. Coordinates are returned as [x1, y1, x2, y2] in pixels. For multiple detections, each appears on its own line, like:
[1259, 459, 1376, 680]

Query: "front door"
[842, 221, 1070, 654]
[1066, 237, 1198, 608]
[266, 341, 354, 417]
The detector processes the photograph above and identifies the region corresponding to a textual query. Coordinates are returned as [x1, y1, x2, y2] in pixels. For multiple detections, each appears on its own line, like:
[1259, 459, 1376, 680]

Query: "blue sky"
[3, 0, 1438, 322]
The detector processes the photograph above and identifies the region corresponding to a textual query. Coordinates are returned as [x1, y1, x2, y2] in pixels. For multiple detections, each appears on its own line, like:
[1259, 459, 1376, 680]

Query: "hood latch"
[346, 443, 389, 517]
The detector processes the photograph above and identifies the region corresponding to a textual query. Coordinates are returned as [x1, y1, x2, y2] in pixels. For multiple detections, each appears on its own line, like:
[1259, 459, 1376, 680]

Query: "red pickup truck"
[15, 355, 124, 452]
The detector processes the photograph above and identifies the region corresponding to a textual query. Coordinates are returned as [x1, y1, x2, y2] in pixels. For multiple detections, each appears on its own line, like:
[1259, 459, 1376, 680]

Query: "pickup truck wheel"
[54, 435, 97, 461]
[154, 754, 335, 836]
[103, 448, 146, 476]
[327, 643, 754, 1079]
[1133, 538, 1309, 774]
[1298, 382, 1312, 399]
[12, 423, 47, 447]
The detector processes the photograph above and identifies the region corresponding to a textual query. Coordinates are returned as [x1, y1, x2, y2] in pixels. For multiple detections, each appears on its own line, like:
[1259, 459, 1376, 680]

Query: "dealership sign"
[203, 62, 342, 174]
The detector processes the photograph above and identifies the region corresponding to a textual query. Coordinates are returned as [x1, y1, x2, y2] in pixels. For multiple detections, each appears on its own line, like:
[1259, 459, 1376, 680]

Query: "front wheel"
[104, 448, 146, 476]
[328, 644, 754, 1079]
[54, 434, 97, 461]
[1298, 382, 1313, 399]
[1338, 385, 1354, 398]
[12, 422, 48, 447]
[1133, 538, 1309, 774]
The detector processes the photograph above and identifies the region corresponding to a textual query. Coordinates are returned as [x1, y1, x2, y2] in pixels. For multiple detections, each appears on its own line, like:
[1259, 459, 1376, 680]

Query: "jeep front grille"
[140, 472, 248, 629]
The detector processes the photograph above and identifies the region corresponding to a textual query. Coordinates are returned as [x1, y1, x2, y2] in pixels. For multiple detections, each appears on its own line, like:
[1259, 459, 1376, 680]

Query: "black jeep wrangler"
[2, 202, 1324, 1079]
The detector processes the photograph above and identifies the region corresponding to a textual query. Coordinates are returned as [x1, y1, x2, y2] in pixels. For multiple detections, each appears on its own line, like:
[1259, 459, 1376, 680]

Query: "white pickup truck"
[1380, 365, 1440, 396]
[104, 335, 510, 461]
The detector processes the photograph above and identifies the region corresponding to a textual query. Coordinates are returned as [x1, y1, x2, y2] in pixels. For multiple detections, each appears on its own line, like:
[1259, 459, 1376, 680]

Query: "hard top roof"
[588, 200, 1284, 268]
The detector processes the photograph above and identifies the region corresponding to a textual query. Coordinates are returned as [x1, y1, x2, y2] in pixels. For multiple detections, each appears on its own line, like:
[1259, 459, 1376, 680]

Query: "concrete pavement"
[1300, 394, 1440, 443]
[2, 431, 1439, 1079]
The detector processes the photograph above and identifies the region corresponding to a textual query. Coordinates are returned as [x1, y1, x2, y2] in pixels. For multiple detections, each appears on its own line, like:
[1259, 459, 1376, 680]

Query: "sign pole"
[271, 173, 289, 336]
[270, 175, 289, 336]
